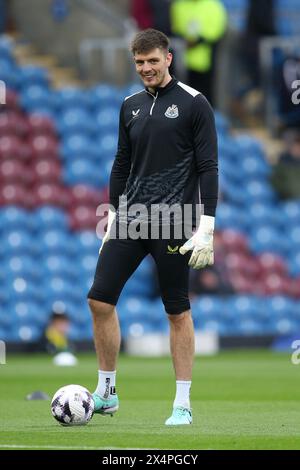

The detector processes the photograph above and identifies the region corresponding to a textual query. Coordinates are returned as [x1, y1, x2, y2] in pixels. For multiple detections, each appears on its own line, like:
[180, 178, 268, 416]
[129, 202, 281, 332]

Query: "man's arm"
[99, 102, 131, 253]
[180, 94, 218, 268]
[109, 101, 132, 211]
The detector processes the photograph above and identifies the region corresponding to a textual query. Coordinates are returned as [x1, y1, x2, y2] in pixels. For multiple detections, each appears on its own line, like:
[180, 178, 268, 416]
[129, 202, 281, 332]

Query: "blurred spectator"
[41, 311, 73, 355]
[271, 131, 300, 199]
[0, 0, 7, 33]
[189, 265, 234, 297]
[130, 0, 153, 30]
[241, 0, 276, 92]
[149, 0, 172, 37]
[170, 0, 227, 105]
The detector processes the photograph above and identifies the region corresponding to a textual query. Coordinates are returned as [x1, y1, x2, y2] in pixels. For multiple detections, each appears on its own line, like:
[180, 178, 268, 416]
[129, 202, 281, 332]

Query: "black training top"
[109, 77, 218, 226]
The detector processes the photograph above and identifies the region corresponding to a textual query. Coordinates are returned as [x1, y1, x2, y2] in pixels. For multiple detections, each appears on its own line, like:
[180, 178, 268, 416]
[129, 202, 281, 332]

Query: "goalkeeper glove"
[99, 209, 115, 254]
[179, 215, 214, 269]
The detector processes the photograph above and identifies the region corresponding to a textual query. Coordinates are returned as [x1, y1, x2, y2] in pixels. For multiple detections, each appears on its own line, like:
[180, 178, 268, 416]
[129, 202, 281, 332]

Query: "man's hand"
[99, 209, 115, 254]
[179, 215, 214, 269]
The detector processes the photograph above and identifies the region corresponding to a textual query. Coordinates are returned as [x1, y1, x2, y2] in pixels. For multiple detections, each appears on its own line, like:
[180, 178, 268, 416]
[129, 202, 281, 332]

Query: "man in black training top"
[88, 29, 218, 425]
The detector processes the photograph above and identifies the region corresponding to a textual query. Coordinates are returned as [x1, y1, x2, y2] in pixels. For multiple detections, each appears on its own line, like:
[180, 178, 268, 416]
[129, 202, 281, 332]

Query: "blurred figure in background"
[271, 131, 300, 199]
[130, 0, 153, 30]
[170, 0, 227, 105]
[149, 0, 172, 37]
[189, 265, 234, 298]
[242, 0, 276, 92]
[0, 0, 7, 33]
[42, 311, 77, 365]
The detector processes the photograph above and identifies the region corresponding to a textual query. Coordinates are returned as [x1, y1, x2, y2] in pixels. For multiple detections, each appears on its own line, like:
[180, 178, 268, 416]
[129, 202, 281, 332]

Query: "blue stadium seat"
[192, 296, 223, 327]
[243, 179, 277, 204]
[216, 203, 247, 232]
[8, 277, 44, 303]
[93, 107, 119, 134]
[2, 230, 38, 257]
[34, 206, 68, 231]
[281, 200, 300, 227]
[73, 231, 99, 254]
[54, 88, 92, 111]
[226, 295, 263, 320]
[60, 134, 99, 160]
[247, 203, 282, 229]
[39, 230, 77, 256]
[57, 108, 96, 136]
[47, 276, 83, 303]
[91, 84, 123, 108]
[0, 207, 33, 232]
[77, 254, 98, 277]
[9, 301, 48, 327]
[267, 295, 296, 319]
[288, 252, 300, 277]
[250, 226, 289, 255]
[63, 158, 106, 187]
[121, 276, 154, 298]
[96, 133, 118, 160]
[240, 155, 270, 179]
[234, 318, 264, 336]
[19, 65, 50, 88]
[42, 254, 78, 281]
[20, 85, 55, 112]
[214, 111, 230, 135]
[12, 325, 42, 342]
[5, 255, 41, 281]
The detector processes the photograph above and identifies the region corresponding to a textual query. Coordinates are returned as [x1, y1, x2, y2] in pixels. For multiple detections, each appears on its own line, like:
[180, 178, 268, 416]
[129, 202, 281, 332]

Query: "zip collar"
[145, 76, 178, 97]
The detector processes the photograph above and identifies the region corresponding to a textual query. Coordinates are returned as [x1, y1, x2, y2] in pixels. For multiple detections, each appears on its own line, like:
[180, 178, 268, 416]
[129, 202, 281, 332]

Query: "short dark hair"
[131, 29, 170, 56]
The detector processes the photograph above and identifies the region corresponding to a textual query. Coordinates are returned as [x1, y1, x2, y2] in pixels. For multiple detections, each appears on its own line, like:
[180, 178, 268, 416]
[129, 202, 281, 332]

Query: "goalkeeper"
[87, 28, 218, 425]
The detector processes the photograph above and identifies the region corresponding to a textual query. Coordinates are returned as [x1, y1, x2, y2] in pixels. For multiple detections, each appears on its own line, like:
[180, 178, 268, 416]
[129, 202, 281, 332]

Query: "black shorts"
[87, 228, 191, 315]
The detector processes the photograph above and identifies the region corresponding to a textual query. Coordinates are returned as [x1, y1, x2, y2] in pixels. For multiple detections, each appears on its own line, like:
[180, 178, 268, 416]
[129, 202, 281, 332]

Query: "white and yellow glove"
[99, 209, 115, 254]
[179, 215, 214, 269]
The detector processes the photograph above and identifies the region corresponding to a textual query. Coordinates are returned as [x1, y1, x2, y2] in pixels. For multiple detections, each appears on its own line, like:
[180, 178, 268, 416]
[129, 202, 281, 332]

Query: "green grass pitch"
[0, 350, 300, 450]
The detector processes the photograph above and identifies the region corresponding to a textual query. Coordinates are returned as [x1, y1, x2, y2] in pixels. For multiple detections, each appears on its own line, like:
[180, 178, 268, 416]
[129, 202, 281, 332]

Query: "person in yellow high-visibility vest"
[171, 0, 227, 104]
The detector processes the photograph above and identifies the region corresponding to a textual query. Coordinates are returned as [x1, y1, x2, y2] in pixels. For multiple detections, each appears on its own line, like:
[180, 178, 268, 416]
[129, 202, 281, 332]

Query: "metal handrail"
[75, 0, 136, 36]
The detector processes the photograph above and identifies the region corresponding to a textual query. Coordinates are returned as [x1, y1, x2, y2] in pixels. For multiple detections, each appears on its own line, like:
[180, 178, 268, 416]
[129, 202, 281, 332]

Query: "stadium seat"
[93, 107, 119, 134]
[55, 88, 92, 111]
[34, 206, 68, 231]
[0, 135, 31, 161]
[5, 255, 40, 281]
[33, 183, 70, 208]
[28, 134, 59, 159]
[69, 205, 99, 231]
[57, 108, 96, 136]
[60, 133, 99, 160]
[0, 183, 31, 207]
[0, 206, 33, 232]
[19, 65, 50, 88]
[28, 114, 56, 136]
[39, 230, 77, 256]
[73, 231, 100, 254]
[20, 85, 54, 113]
[69, 184, 103, 206]
[0, 111, 30, 137]
[42, 254, 78, 281]
[31, 159, 61, 183]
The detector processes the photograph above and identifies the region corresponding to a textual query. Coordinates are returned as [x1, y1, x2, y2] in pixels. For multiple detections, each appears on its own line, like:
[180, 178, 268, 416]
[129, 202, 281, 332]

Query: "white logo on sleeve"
[132, 109, 140, 117]
[165, 104, 179, 119]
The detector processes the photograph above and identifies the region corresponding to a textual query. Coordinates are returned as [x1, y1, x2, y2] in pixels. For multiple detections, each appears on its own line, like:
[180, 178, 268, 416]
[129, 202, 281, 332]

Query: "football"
[51, 384, 94, 426]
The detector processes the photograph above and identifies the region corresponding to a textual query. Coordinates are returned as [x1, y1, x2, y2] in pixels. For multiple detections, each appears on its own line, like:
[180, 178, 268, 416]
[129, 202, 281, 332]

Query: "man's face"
[134, 48, 172, 89]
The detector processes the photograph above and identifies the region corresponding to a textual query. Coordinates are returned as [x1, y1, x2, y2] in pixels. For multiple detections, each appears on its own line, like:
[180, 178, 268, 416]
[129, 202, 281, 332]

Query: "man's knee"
[167, 310, 191, 324]
[87, 298, 115, 315]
